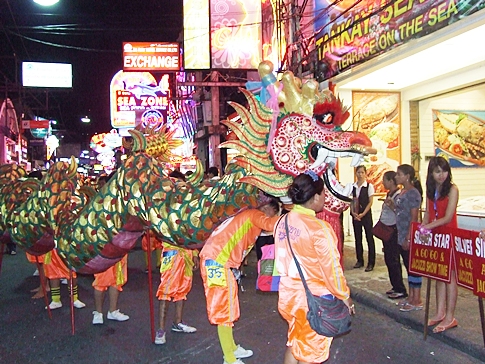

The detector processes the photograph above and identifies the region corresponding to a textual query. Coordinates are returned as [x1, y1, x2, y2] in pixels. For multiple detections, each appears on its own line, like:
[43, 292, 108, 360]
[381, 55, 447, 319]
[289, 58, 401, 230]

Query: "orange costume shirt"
[274, 205, 350, 363]
[156, 242, 198, 302]
[200, 209, 279, 326]
[92, 255, 128, 292]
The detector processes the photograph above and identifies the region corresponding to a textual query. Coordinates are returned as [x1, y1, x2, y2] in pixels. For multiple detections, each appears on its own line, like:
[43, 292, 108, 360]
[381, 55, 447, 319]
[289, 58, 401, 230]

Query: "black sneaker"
[353, 261, 364, 269]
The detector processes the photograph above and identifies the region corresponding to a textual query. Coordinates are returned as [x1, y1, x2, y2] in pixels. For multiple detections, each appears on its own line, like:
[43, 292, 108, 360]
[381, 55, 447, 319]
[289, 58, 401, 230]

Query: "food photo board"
[352, 91, 401, 193]
[433, 110, 485, 168]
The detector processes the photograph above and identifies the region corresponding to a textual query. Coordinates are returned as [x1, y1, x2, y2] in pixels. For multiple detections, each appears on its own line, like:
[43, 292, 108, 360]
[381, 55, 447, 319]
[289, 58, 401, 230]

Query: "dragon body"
[0, 61, 375, 274]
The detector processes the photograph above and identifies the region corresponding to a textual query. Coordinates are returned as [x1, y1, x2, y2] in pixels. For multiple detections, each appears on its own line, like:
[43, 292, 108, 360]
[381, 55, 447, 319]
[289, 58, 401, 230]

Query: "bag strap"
[283, 215, 312, 295]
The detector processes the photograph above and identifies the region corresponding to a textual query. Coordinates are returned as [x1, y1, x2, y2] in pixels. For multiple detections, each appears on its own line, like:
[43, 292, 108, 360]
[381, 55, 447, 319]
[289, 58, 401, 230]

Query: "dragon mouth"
[309, 144, 376, 201]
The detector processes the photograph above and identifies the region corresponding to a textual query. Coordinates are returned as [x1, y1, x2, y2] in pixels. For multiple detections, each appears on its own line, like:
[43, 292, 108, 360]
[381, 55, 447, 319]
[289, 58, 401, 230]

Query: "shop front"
[316, 2, 485, 230]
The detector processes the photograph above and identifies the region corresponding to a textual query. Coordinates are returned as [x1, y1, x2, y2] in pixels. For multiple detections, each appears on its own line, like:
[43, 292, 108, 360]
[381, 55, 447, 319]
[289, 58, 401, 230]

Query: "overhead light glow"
[81, 116, 91, 123]
[33, 0, 60, 6]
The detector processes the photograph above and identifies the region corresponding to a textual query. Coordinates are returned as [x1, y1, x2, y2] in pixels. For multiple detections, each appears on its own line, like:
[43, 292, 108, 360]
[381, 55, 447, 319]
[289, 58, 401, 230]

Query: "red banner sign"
[409, 223, 485, 298]
[472, 231, 485, 298]
[453, 227, 477, 290]
[409, 223, 452, 282]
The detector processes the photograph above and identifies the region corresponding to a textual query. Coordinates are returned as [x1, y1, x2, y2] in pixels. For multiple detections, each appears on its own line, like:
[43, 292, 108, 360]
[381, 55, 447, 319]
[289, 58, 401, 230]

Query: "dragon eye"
[315, 113, 333, 125]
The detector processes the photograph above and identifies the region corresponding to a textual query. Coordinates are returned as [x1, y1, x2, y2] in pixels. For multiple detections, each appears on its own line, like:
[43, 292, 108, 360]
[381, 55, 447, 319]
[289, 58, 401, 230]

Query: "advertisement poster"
[433, 109, 485, 167]
[352, 91, 400, 193]
[409, 223, 452, 282]
[110, 70, 170, 129]
[314, 0, 485, 81]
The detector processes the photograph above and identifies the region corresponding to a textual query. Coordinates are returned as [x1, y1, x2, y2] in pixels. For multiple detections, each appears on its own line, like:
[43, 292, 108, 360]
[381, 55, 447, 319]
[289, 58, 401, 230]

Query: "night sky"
[0, 0, 183, 143]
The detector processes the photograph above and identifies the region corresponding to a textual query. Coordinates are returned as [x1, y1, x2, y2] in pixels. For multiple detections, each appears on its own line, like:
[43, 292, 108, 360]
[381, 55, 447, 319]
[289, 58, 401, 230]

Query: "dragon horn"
[128, 129, 147, 152]
[67, 156, 78, 178]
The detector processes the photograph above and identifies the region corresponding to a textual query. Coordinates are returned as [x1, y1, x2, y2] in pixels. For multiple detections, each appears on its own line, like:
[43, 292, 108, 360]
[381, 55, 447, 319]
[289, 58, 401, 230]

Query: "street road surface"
[0, 248, 482, 364]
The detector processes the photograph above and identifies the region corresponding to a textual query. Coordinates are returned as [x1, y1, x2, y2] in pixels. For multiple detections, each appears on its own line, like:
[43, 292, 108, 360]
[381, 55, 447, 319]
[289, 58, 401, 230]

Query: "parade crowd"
[4, 157, 472, 364]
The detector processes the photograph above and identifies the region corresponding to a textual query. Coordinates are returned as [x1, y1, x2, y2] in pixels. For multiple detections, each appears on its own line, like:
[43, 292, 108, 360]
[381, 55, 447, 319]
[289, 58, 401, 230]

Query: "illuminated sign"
[22, 62, 72, 88]
[183, 0, 210, 69]
[110, 70, 171, 129]
[123, 42, 180, 71]
[183, 0, 263, 70]
[314, 0, 485, 81]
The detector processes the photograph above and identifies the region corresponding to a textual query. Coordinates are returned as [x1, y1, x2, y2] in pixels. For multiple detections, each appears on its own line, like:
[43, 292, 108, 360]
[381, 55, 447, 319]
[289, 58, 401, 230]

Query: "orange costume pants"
[156, 246, 194, 301]
[200, 258, 239, 326]
[278, 278, 333, 363]
[92, 255, 128, 292]
[43, 250, 77, 280]
[25, 252, 45, 264]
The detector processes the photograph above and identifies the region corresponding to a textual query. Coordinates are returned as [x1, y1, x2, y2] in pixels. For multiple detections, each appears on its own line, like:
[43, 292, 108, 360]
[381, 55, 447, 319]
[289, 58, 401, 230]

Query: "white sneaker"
[92, 311, 103, 325]
[154, 329, 166, 345]
[233, 345, 253, 359]
[46, 301, 62, 310]
[223, 359, 245, 364]
[73, 300, 86, 309]
[107, 309, 129, 321]
[171, 322, 197, 333]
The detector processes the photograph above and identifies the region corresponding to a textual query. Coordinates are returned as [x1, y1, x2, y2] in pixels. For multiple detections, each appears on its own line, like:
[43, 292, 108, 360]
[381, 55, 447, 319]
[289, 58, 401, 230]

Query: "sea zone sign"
[123, 42, 180, 71]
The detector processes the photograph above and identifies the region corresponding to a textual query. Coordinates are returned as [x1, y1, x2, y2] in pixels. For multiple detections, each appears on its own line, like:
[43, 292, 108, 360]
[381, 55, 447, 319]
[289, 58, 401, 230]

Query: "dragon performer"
[0, 61, 374, 275]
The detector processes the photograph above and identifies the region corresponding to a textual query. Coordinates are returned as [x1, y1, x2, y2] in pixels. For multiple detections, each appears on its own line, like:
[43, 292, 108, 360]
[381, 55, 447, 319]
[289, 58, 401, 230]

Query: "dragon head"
[221, 61, 376, 212]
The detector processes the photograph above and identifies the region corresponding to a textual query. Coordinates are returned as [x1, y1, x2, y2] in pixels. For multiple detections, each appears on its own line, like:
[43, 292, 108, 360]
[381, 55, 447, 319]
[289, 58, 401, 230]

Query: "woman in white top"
[351, 165, 376, 272]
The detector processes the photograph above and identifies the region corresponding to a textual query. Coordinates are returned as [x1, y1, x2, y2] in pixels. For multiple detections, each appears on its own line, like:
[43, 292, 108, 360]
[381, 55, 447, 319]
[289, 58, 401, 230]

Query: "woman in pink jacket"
[275, 171, 354, 364]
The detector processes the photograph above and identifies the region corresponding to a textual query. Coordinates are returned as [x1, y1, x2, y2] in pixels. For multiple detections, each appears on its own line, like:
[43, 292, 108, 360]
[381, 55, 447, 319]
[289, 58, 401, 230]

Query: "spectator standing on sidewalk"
[200, 200, 280, 364]
[351, 165, 376, 272]
[275, 171, 354, 364]
[421, 156, 459, 333]
[393, 164, 423, 313]
[379, 171, 407, 300]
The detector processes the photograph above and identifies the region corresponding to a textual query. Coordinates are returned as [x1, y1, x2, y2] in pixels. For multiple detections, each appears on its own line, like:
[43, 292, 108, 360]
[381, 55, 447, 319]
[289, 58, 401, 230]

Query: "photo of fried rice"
[369, 122, 399, 147]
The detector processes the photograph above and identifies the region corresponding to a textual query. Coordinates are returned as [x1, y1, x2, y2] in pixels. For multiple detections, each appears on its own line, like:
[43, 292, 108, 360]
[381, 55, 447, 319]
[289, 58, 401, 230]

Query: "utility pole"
[178, 72, 246, 170]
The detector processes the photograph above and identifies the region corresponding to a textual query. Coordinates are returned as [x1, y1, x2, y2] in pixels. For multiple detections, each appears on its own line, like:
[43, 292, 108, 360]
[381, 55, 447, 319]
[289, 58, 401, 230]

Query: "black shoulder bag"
[284, 215, 351, 337]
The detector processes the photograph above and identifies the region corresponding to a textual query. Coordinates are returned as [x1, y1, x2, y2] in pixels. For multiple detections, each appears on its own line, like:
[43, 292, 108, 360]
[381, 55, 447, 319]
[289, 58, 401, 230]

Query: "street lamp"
[81, 116, 91, 123]
[33, 0, 60, 6]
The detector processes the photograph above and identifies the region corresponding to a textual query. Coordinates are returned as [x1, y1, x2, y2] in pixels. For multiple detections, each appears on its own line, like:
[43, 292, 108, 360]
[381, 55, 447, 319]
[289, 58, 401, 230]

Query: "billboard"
[184, 0, 266, 70]
[22, 62, 72, 88]
[110, 70, 171, 129]
[314, 0, 485, 81]
[122, 42, 180, 71]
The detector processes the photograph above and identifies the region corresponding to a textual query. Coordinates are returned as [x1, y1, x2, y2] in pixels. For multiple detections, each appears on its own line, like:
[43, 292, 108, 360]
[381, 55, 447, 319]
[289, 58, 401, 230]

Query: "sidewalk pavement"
[342, 239, 485, 361]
